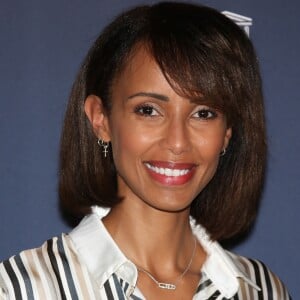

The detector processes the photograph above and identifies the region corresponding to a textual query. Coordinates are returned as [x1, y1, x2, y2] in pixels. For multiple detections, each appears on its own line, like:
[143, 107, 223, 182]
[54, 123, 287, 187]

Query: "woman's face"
[93, 47, 231, 213]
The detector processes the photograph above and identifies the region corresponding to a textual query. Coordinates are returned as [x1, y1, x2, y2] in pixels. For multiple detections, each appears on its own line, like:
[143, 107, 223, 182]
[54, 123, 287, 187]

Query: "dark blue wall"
[1, 0, 298, 297]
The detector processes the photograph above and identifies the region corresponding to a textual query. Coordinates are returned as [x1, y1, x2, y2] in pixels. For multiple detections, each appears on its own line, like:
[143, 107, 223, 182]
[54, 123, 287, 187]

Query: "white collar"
[189, 218, 260, 298]
[69, 206, 260, 298]
[69, 206, 138, 289]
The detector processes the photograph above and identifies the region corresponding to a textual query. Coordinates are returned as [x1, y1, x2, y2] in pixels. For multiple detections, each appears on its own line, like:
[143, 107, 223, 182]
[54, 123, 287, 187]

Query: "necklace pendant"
[158, 283, 176, 290]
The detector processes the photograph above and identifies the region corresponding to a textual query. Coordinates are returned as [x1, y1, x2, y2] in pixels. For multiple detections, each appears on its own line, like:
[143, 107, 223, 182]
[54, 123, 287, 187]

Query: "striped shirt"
[0, 206, 291, 299]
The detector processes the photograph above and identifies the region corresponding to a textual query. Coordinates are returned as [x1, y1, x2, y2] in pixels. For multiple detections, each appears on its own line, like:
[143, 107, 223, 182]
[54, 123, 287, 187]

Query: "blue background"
[0, 0, 298, 297]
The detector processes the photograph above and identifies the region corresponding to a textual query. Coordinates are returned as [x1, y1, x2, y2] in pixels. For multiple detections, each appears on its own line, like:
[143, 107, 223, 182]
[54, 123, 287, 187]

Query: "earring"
[220, 148, 226, 156]
[97, 139, 109, 158]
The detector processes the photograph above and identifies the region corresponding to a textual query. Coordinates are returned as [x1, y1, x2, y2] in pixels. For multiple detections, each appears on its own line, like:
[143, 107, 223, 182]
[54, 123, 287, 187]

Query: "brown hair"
[59, 2, 266, 240]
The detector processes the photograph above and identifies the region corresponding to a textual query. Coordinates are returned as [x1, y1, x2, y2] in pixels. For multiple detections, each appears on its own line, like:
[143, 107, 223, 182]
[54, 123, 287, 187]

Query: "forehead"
[110, 43, 224, 112]
[111, 46, 171, 95]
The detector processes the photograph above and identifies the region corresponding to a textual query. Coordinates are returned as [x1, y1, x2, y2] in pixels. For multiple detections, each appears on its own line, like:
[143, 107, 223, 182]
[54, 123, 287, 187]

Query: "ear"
[223, 127, 232, 150]
[84, 95, 111, 141]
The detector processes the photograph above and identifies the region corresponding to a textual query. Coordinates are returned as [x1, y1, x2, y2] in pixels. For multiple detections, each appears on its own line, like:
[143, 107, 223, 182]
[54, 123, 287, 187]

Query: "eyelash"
[134, 104, 159, 117]
[192, 109, 217, 120]
[134, 104, 217, 120]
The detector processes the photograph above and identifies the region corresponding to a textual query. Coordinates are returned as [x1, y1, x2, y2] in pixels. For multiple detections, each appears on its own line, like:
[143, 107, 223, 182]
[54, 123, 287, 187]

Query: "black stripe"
[14, 255, 34, 299]
[233, 293, 239, 300]
[260, 260, 273, 299]
[196, 278, 213, 293]
[57, 236, 79, 300]
[47, 239, 67, 300]
[131, 295, 143, 300]
[104, 278, 114, 299]
[249, 259, 263, 300]
[123, 281, 129, 293]
[207, 289, 220, 299]
[3, 259, 22, 299]
[112, 273, 125, 300]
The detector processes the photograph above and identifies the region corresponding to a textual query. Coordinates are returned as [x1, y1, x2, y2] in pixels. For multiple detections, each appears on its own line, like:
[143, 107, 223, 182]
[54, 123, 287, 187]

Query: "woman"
[0, 2, 291, 299]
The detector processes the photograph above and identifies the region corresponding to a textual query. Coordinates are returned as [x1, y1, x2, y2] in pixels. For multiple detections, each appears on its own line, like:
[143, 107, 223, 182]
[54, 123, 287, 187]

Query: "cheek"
[196, 135, 224, 183]
[109, 127, 130, 163]
[195, 130, 225, 158]
[109, 123, 155, 165]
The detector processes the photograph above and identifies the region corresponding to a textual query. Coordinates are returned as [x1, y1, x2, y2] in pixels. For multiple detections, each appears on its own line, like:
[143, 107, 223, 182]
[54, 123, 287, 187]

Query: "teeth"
[145, 163, 190, 177]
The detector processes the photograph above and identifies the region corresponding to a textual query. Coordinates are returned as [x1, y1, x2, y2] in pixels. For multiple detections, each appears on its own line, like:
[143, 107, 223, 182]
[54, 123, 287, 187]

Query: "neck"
[102, 200, 197, 274]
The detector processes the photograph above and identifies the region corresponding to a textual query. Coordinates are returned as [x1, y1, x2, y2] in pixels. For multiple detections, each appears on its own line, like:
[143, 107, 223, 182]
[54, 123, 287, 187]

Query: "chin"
[147, 200, 192, 214]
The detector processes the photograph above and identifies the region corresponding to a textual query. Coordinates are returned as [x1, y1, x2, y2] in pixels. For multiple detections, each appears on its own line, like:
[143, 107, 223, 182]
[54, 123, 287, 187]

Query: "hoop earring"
[220, 148, 226, 156]
[97, 139, 109, 158]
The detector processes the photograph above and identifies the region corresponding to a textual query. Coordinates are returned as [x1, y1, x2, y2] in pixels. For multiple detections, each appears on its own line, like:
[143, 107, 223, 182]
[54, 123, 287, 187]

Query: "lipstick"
[143, 161, 196, 185]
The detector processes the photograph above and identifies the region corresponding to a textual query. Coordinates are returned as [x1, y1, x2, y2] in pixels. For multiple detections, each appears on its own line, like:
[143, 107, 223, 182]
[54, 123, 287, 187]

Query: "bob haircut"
[59, 2, 266, 241]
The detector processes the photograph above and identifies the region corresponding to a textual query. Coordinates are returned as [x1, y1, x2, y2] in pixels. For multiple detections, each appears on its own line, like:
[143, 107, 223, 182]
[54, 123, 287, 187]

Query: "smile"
[144, 163, 190, 177]
[143, 161, 196, 186]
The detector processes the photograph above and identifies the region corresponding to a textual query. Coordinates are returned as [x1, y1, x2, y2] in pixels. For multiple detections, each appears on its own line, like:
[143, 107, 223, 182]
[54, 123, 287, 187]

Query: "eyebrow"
[127, 92, 169, 102]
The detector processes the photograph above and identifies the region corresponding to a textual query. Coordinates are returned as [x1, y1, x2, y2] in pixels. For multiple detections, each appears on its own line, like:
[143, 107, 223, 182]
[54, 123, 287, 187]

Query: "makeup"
[144, 161, 197, 186]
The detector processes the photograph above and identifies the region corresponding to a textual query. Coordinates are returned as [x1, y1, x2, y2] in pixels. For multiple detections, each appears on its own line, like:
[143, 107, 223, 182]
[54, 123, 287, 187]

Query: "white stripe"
[99, 286, 109, 299]
[81, 268, 97, 299]
[237, 257, 258, 300]
[0, 286, 8, 300]
[9, 257, 28, 300]
[42, 239, 60, 298]
[78, 253, 97, 299]
[283, 285, 290, 300]
[195, 275, 219, 299]
[52, 238, 72, 299]
[267, 268, 280, 300]
[62, 236, 83, 299]
[274, 273, 284, 300]
[109, 276, 120, 299]
[236, 277, 251, 299]
[0, 263, 15, 300]
[256, 260, 268, 299]
[62, 236, 84, 300]
[19, 252, 40, 300]
[242, 257, 259, 291]
[29, 249, 52, 300]
[197, 285, 219, 298]
[243, 280, 251, 299]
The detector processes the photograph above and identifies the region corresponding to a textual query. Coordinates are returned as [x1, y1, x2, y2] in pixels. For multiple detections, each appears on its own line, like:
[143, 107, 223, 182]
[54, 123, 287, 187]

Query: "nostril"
[163, 124, 191, 155]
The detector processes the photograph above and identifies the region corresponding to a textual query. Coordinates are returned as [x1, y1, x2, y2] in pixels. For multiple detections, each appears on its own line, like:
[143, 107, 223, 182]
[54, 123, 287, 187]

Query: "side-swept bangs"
[147, 3, 259, 126]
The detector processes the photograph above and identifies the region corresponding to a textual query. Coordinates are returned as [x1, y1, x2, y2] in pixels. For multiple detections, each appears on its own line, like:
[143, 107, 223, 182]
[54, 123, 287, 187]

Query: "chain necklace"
[137, 237, 197, 290]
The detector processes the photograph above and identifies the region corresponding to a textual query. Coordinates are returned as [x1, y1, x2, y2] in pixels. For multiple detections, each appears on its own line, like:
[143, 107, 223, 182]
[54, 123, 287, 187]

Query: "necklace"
[137, 237, 197, 290]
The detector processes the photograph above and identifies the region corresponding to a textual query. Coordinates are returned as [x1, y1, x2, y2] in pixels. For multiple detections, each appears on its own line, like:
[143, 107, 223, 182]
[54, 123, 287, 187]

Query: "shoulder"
[227, 251, 292, 299]
[0, 234, 87, 299]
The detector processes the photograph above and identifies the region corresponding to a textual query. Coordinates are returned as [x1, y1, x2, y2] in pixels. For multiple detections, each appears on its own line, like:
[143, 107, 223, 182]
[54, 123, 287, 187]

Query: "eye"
[134, 104, 159, 117]
[192, 108, 217, 120]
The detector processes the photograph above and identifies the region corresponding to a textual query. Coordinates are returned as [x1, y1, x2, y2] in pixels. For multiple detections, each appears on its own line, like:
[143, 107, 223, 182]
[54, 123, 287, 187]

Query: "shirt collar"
[69, 206, 259, 298]
[190, 218, 260, 298]
[69, 206, 138, 289]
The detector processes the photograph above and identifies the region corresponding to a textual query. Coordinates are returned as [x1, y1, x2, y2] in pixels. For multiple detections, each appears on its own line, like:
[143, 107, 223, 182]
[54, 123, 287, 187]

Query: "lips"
[144, 161, 197, 185]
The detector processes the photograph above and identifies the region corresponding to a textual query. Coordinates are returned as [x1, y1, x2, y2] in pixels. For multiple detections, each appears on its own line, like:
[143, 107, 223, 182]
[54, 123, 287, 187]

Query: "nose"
[161, 116, 191, 155]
